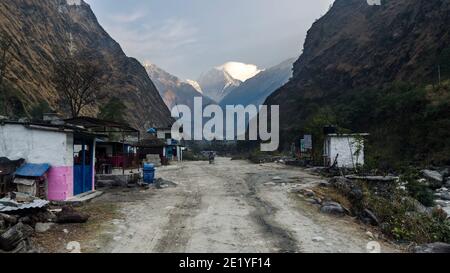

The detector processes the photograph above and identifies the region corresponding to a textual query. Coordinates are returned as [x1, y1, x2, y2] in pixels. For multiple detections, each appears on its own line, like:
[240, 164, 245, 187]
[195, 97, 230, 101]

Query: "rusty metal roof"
[64, 117, 139, 133]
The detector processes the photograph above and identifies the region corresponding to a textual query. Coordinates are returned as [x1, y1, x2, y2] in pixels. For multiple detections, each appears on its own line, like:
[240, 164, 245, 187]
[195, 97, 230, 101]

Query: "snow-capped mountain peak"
[197, 67, 242, 102]
[186, 79, 203, 94]
[216, 62, 262, 82]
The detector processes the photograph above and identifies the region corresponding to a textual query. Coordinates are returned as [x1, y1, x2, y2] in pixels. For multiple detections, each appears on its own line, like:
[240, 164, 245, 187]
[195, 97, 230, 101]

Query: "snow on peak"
[186, 80, 203, 94]
[216, 62, 262, 82]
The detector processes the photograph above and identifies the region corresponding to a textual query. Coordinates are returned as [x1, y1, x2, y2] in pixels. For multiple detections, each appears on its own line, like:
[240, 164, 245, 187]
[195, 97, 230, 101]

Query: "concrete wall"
[327, 136, 365, 168]
[0, 124, 73, 166]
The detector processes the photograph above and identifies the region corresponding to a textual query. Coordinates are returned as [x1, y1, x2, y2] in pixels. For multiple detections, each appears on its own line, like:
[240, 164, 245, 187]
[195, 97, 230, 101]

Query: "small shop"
[0, 121, 98, 201]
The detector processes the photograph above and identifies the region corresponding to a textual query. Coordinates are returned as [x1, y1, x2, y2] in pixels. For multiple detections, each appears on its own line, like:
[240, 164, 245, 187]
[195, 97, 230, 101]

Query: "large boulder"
[413, 243, 450, 253]
[320, 201, 346, 216]
[421, 170, 444, 188]
[361, 209, 380, 226]
[436, 192, 450, 201]
[0, 223, 34, 252]
[56, 206, 89, 224]
[0, 213, 18, 226]
[445, 178, 450, 188]
[329, 177, 353, 195]
[35, 222, 55, 233]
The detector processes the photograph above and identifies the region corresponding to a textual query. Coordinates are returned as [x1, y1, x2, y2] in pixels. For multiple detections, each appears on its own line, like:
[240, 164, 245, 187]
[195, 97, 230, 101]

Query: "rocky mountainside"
[0, 0, 173, 129]
[145, 63, 214, 111]
[264, 0, 450, 165]
[197, 67, 242, 102]
[220, 58, 294, 107]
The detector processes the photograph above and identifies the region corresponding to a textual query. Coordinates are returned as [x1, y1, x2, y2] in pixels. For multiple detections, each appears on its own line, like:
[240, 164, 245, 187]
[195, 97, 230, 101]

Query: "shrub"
[401, 170, 435, 207]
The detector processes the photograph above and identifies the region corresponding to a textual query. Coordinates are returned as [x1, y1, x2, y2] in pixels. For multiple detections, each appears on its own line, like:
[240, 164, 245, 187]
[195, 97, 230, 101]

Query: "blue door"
[73, 138, 94, 196]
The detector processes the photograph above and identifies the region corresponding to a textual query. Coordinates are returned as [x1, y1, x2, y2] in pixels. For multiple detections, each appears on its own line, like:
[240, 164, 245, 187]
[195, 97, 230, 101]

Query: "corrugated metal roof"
[0, 198, 49, 212]
[15, 163, 50, 177]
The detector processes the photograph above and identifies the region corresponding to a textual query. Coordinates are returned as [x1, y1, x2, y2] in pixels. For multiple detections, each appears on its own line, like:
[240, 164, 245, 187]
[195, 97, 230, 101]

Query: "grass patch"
[321, 178, 450, 244]
[32, 202, 121, 253]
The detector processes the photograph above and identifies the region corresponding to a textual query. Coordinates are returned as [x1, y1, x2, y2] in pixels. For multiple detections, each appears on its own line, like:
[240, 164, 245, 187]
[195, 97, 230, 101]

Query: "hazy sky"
[86, 0, 334, 80]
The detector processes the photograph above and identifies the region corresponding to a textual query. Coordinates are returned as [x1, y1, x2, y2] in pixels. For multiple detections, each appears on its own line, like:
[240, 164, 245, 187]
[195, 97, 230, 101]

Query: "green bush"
[363, 187, 450, 244]
[400, 170, 435, 207]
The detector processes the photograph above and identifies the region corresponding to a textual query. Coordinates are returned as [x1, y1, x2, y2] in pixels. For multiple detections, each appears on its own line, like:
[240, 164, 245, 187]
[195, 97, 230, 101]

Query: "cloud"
[104, 17, 199, 62]
[108, 10, 147, 23]
[218, 62, 262, 82]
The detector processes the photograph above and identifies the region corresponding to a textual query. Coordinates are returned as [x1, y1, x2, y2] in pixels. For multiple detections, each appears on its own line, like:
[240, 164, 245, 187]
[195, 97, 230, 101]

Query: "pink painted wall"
[47, 166, 73, 201]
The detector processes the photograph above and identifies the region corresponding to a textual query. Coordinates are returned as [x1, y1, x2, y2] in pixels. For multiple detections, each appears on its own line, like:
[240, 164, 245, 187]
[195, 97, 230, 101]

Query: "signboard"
[303, 135, 312, 149]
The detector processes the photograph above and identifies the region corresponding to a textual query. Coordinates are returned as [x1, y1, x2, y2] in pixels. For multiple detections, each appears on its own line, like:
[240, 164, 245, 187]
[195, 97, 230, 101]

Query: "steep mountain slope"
[220, 58, 294, 107]
[186, 80, 203, 94]
[265, 0, 450, 164]
[197, 67, 242, 102]
[145, 63, 214, 111]
[0, 0, 173, 129]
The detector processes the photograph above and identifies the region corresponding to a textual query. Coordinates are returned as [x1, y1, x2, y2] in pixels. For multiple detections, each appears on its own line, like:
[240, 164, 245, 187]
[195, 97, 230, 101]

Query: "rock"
[414, 243, 450, 253]
[305, 198, 319, 205]
[0, 219, 6, 230]
[421, 170, 444, 188]
[366, 231, 374, 239]
[329, 177, 364, 202]
[0, 223, 34, 251]
[349, 188, 364, 201]
[302, 189, 315, 198]
[361, 209, 380, 226]
[18, 216, 32, 225]
[440, 192, 450, 201]
[439, 168, 450, 178]
[272, 176, 282, 181]
[445, 178, 450, 187]
[63, 229, 69, 234]
[408, 197, 429, 214]
[34, 210, 57, 223]
[329, 177, 352, 187]
[35, 222, 54, 233]
[435, 200, 450, 207]
[289, 188, 303, 194]
[56, 206, 89, 224]
[320, 202, 345, 216]
[0, 213, 18, 225]
[322, 201, 342, 207]
[312, 236, 324, 242]
[441, 207, 450, 219]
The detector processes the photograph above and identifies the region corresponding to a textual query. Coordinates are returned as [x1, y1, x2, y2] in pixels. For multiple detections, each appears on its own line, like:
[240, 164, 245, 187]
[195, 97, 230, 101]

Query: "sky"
[86, 0, 334, 80]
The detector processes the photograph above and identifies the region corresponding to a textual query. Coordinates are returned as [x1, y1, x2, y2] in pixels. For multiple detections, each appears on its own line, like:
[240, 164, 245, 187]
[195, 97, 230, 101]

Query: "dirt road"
[96, 158, 400, 253]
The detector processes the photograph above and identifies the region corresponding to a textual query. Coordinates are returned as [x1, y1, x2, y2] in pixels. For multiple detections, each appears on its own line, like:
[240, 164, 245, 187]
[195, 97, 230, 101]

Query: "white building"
[0, 121, 97, 200]
[323, 133, 369, 168]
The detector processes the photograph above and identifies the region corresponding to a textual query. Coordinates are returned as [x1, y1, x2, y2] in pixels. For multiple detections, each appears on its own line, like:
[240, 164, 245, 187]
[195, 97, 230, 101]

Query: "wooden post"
[137, 131, 141, 172]
[122, 132, 125, 175]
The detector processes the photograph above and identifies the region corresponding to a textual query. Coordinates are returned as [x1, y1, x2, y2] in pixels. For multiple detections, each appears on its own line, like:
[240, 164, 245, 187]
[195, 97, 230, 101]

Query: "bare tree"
[0, 31, 13, 116]
[52, 51, 106, 118]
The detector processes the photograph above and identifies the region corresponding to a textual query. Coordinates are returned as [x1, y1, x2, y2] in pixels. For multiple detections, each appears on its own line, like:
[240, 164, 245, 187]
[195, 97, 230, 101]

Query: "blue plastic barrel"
[143, 163, 155, 184]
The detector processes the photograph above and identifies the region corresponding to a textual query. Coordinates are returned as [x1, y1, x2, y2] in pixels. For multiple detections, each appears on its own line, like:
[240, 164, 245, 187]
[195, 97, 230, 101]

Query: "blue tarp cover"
[15, 163, 50, 177]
